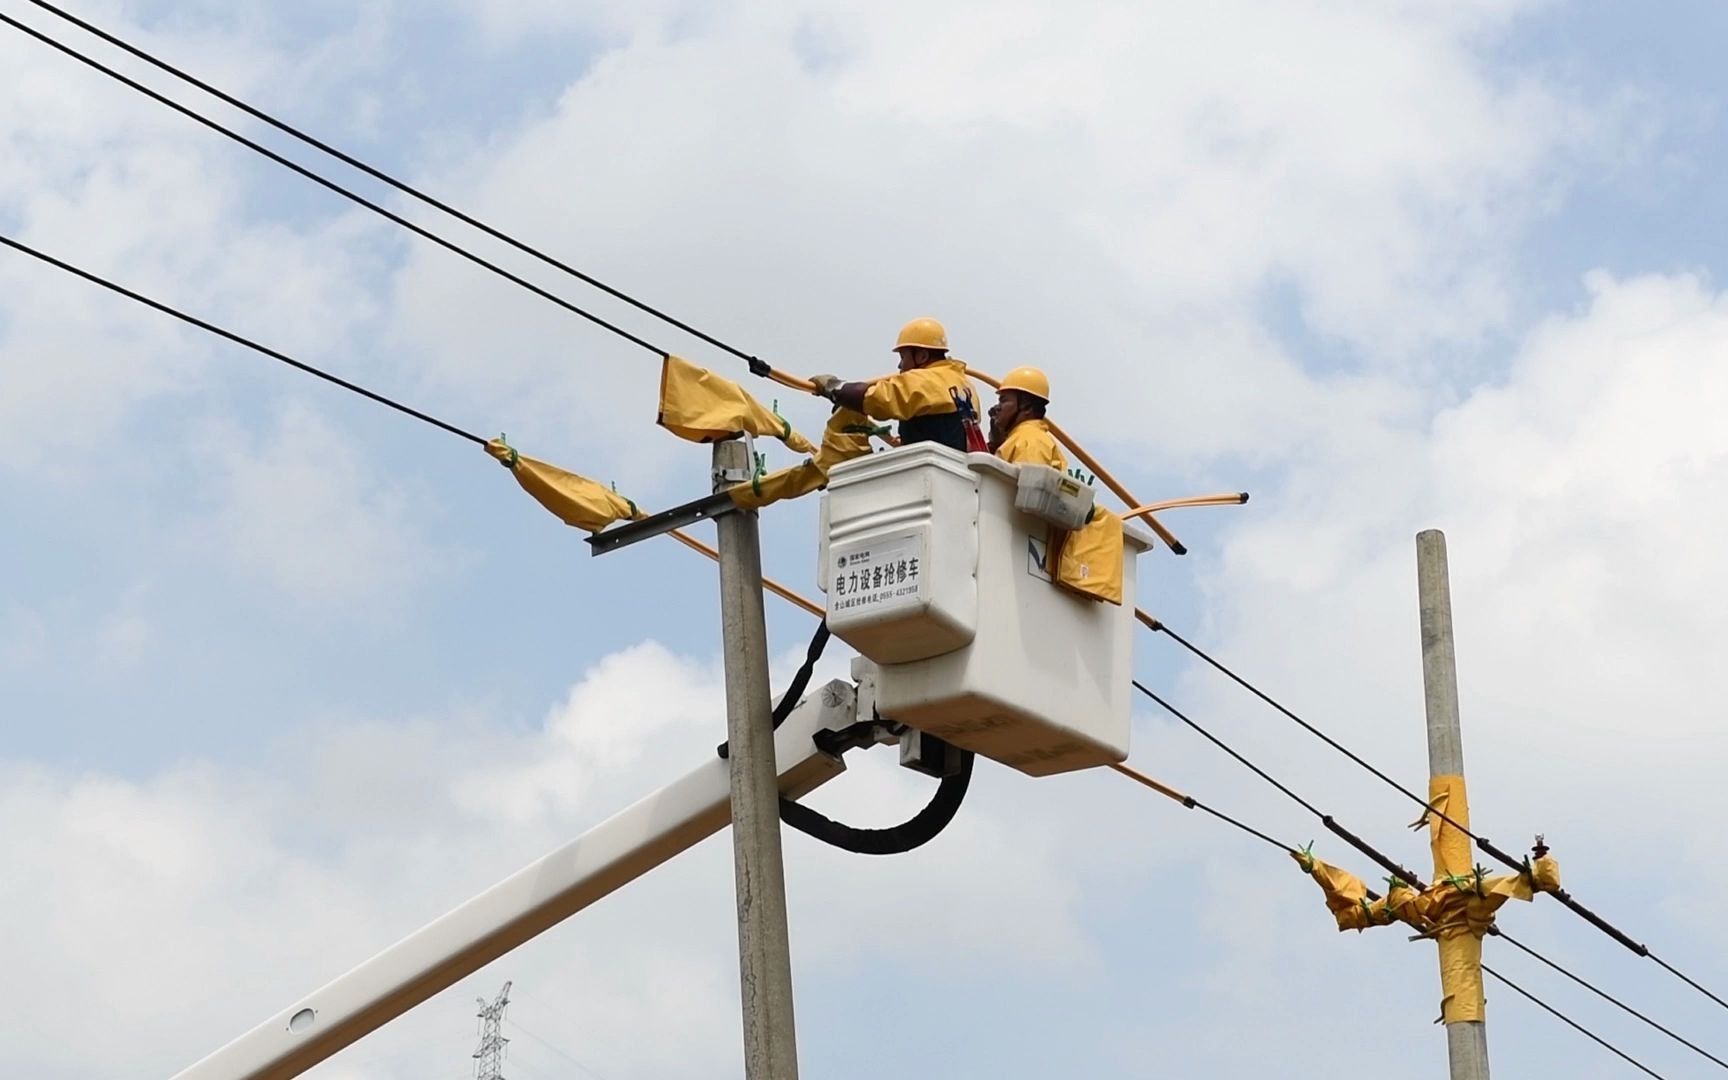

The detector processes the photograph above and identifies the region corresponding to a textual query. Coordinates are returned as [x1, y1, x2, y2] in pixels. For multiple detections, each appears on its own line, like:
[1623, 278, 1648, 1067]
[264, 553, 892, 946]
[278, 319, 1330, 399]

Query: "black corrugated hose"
[720, 621, 974, 854]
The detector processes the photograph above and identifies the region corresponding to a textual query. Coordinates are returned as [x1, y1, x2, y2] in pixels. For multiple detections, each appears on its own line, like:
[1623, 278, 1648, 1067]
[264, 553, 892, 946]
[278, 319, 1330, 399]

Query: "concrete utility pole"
[1416, 529, 1489, 1080]
[713, 437, 801, 1080]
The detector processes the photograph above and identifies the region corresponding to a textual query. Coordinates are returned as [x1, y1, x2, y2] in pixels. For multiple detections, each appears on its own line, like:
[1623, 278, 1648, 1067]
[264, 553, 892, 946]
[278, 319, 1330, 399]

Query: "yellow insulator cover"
[1530, 854, 1562, 893]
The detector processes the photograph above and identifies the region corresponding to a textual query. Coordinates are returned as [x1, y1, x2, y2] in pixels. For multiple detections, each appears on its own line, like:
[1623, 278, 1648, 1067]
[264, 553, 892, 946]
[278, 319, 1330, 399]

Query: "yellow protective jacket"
[861, 359, 979, 451]
[995, 418, 1067, 470]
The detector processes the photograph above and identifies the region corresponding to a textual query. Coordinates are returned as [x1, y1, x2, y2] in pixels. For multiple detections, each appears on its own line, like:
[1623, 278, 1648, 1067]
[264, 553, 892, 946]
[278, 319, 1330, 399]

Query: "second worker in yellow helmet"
[807, 318, 983, 453]
[989, 365, 1066, 470]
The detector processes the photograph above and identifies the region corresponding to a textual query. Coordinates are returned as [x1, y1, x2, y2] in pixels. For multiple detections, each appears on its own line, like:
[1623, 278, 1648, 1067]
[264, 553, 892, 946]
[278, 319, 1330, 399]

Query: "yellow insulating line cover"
[1123, 492, 1250, 518]
[1108, 762, 1190, 805]
[769, 368, 817, 394]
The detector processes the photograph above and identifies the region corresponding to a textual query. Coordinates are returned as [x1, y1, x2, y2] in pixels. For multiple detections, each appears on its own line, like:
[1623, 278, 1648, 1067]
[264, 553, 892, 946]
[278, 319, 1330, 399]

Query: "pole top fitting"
[1532, 834, 1549, 859]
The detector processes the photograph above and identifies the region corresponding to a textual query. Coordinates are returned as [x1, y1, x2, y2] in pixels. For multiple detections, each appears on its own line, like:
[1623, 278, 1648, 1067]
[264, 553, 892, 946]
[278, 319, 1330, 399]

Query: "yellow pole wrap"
[1427, 774, 1473, 880]
[1437, 930, 1487, 1023]
[1427, 773, 1483, 1023]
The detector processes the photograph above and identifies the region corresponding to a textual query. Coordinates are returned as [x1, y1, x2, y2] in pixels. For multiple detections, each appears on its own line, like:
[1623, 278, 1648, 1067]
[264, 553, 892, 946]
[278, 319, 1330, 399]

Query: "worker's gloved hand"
[808, 374, 843, 399]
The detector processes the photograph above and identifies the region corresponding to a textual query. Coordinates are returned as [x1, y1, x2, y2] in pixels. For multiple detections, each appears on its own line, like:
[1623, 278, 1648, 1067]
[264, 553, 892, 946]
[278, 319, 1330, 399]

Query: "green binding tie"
[495, 433, 520, 468]
[611, 481, 637, 518]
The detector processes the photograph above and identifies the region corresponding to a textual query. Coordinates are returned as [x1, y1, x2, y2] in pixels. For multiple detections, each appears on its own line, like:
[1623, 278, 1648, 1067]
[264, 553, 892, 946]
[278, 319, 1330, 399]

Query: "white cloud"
[385, 0, 1621, 488]
[0, 636, 1097, 1079]
[0, 5, 389, 475]
[1186, 269, 1728, 963]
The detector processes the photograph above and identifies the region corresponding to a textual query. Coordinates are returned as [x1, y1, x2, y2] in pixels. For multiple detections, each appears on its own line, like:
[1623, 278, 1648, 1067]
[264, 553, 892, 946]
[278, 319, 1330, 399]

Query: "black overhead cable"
[1483, 964, 1667, 1079]
[0, 233, 483, 445]
[0, 12, 670, 360]
[1131, 680, 1428, 889]
[1493, 929, 1728, 1070]
[1110, 761, 1297, 855]
[22, 0, 780, 380]
[1188, 797, 1295, 855]
[1149, 619, 1728, 1012]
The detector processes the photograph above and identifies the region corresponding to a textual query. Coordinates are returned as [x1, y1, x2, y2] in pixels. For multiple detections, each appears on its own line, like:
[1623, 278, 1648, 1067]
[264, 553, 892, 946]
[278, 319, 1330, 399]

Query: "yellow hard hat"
[894, 317, 949, 352]
[1000, 365, 1050, 401]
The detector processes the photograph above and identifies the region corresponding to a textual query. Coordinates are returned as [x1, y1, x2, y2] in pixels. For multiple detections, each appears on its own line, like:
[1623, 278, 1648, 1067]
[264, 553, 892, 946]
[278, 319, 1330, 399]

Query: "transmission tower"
[472, 981, 511, 1080]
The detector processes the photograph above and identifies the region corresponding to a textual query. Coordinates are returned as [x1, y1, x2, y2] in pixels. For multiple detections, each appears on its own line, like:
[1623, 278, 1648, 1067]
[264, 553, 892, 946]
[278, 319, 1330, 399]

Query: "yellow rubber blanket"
[658, 354, 814, 454]
[486, 439, 641, 531]
[727, 406, 883, 511]
[1294, 776, 1562, 1025]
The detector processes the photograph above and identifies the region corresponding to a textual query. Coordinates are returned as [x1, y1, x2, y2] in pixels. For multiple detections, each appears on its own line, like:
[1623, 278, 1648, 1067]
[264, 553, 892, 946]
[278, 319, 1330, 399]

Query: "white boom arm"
[174, 680, 858, 1080]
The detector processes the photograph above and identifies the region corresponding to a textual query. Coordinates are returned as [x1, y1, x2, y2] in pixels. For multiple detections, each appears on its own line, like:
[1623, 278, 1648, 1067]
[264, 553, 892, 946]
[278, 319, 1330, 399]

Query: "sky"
[3, 1, 1728, 1077]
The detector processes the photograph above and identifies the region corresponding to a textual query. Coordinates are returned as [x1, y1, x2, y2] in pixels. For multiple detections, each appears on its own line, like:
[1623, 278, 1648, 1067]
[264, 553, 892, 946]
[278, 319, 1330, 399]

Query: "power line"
[0, 232, 484, 444]
[1482, 964, 1666, 1079]
[1109, 762, 1295, 854]
[1128, 679, 1726, 1072]
[22, 0, 781, 380]
[5, 1, 1198, 562]
[1131, 680, 1428, 889]
[0, 11, 670, 360]
[1493, 929, 1728, 1070]
[1111, 757, 1681, 1077]
[1148, 619, 1728, 1012]
[0, 230, 837, 627]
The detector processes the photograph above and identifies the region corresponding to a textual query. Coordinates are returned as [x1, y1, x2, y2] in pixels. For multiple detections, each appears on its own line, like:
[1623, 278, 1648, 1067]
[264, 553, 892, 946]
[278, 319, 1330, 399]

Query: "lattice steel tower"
[472, 981, 511, 1080]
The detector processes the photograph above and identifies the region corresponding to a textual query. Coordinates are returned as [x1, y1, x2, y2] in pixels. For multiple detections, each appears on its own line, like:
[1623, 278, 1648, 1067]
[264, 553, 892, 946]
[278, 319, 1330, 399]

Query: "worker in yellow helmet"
[989, 366, 1066, 470]
[808, 318, 985, 453]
